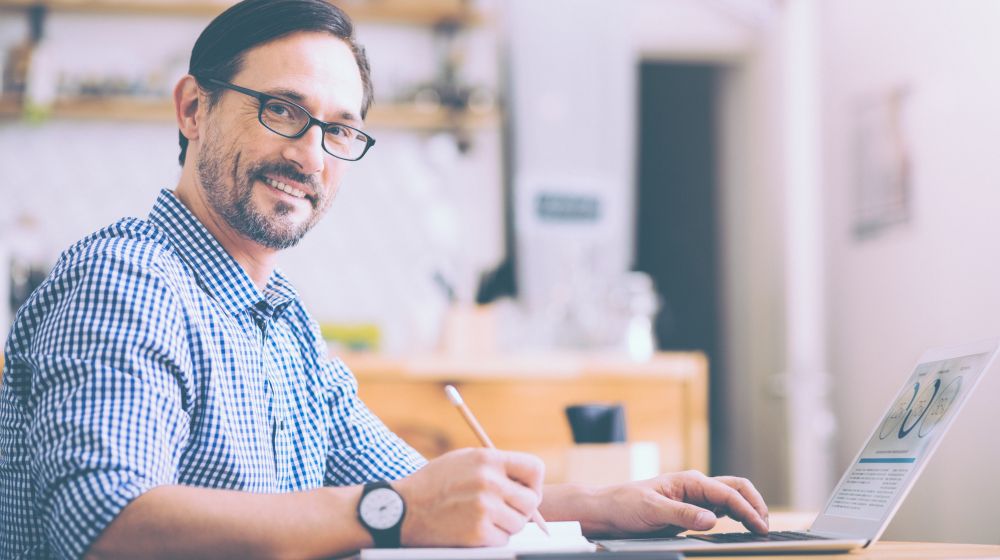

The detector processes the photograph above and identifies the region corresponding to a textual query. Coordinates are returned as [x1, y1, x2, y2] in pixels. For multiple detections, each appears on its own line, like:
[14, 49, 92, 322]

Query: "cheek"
[322, 161, 349, 195]
[228, 117, 276, 158]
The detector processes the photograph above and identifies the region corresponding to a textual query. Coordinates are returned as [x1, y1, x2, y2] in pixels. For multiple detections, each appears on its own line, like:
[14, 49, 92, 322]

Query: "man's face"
[195, 32, 365, 250]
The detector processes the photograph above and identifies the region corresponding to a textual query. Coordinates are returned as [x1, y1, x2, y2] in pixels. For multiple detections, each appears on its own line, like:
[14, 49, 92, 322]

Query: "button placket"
[258, 315, 292, 489]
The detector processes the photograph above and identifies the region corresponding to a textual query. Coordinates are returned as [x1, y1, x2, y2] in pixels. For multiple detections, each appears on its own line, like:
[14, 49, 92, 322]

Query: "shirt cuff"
[45, 471, 159, 560]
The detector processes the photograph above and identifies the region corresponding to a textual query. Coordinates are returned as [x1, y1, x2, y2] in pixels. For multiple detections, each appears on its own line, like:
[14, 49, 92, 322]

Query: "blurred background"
[1, 0, 999, 545]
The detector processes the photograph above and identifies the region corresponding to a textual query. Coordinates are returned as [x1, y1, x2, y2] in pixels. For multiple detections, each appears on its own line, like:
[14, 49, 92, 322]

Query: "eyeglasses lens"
[259, 99, 368, 161]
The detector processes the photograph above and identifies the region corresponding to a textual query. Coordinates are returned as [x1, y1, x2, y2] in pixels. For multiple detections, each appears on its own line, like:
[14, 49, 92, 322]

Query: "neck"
[174, 168, 277, 291]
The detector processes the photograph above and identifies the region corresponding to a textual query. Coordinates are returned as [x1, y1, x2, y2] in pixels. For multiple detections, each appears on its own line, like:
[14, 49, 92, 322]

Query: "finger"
[715, 476, 769, 528]
[490, 497, 531, 536]
[471, 455, 541, 519]
[498, 450, 546, 494]
[495, 473, 542, 518]
[645, 492, 718, 532]
[477, 462, 542, 519]
[470, 516, 515, 548]
[683, 474, 768, 534]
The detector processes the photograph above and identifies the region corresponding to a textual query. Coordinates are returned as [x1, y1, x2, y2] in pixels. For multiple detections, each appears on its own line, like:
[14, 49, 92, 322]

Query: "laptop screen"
[814, 340, 997, 538]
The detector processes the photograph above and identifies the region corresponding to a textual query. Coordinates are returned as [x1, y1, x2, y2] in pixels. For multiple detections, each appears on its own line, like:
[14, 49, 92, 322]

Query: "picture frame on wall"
[852, 86, 912, 241]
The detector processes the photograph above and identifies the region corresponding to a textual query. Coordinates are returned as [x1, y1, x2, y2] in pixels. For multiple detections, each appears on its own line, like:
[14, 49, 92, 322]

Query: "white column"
[781, 0, 835, 510]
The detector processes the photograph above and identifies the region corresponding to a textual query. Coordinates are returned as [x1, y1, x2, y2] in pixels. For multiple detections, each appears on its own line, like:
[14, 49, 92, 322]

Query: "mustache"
[249, 162, 322, 195]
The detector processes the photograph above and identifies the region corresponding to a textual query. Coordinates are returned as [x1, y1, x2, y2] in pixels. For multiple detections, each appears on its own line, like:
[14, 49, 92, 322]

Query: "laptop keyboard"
[687, 530, 832, 544]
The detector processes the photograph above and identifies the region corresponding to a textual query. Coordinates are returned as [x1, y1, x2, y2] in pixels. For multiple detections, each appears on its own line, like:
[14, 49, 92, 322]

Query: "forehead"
[233, 31, 365, 119]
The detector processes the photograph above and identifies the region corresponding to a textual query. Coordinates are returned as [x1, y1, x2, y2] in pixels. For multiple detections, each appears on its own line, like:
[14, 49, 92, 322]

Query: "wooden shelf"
[55, 97, 176, 120]
[0, 95, 500, 130]
[366, 103, 499, 130]
[0, 0, 484, 25]
[0, 96, 176, 120]
[0, 95, 22, 117]
[0, 0, 230, 16]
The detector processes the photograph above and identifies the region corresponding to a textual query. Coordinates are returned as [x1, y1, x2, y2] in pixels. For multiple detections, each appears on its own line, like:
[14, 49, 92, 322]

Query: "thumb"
[652, 495, 718, 531]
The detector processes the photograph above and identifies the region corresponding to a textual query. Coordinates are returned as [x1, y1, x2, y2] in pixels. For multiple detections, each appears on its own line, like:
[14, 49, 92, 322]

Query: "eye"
[324, 124, 357, 146]
[264, 100, 298, 120]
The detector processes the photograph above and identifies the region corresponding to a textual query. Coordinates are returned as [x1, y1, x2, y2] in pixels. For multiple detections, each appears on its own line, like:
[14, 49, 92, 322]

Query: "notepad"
[359, 521, 596, 559]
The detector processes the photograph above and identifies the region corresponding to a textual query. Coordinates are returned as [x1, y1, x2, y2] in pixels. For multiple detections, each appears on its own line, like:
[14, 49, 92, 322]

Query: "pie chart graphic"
[899, 378, 940, 438]
[918, 376, 962, 438]
[879, 382, 919, 440]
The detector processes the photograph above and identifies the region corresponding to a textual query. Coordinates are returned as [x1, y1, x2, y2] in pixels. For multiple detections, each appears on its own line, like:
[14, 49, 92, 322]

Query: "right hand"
[394, 448, 545, 547]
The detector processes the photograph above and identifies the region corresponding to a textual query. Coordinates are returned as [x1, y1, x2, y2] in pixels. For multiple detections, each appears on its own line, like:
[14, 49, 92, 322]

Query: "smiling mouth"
[262, 175, 310, 200]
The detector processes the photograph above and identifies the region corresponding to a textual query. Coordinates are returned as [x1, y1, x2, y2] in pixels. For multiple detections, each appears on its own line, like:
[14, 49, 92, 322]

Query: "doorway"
[633, 61, 729, 475]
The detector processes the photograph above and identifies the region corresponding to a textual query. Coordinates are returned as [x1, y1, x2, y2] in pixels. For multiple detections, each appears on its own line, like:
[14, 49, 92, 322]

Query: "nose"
[282, 122, 326, 175]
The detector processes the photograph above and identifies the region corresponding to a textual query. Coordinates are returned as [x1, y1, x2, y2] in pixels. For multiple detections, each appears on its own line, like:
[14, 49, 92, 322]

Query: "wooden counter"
[337, 351, 709, 483]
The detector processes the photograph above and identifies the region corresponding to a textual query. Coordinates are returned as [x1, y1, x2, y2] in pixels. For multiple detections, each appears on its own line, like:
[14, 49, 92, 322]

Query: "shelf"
[0, 96, 176, 120]
[0, 0, 230, 16]
[57, 97, 175, 120]
[0, 95, 500, 130]
[366, 104, 499, 130]
[0, 95, 22, 116]
[0, 0, 484, 25]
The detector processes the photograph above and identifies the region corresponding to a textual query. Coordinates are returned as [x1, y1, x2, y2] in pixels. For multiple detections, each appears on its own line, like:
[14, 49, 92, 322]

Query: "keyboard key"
[687, 531, 831, 544]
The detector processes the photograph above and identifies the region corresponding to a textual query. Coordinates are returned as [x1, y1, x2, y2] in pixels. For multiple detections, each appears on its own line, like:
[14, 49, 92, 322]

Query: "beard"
[196, 127, 332, 250]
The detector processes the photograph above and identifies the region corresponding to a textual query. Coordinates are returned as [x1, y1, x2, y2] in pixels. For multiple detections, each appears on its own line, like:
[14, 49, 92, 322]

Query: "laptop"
[596, 338, 1000, 555]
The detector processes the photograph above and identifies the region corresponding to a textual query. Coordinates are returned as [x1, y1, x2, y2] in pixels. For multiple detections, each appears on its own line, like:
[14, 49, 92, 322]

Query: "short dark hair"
[178, 0, 373, 165]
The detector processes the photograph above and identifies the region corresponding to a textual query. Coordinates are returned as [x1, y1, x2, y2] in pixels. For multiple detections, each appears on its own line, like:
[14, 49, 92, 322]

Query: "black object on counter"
[565, 403, 627, 444]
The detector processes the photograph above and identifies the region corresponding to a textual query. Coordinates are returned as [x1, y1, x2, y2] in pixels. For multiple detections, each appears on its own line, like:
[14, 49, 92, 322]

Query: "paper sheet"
[359, 521, 596, 559]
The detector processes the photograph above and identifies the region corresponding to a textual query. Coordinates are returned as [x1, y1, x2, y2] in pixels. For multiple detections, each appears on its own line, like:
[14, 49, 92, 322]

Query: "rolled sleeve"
[21, 249, 191, 559]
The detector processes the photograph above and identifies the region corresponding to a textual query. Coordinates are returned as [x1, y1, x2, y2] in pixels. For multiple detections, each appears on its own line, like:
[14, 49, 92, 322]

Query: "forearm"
[86, 484, 371, 559]
[539, 483, 611, 536]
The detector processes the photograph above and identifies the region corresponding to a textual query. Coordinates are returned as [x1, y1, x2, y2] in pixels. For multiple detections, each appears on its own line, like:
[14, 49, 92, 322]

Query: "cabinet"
[341, 351, 709, 483]
[0, 0, 500, 129]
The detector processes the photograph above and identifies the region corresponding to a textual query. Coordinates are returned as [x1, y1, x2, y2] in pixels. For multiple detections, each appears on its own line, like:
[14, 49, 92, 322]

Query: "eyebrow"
[264, 87, 362, 125]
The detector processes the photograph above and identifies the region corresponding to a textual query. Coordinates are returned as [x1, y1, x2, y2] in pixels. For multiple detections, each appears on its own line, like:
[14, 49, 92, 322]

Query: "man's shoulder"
[26, 215, 197, 310]
[55, 215, 182, 278]
[7, 216, 193, 357]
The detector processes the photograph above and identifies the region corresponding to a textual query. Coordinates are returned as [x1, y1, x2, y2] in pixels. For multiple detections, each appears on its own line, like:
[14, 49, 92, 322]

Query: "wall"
[821, 0, 1000, 544]
[716, 16, 793, 508]
[507, 0, 757, 307]
[505, 0, 800, 505]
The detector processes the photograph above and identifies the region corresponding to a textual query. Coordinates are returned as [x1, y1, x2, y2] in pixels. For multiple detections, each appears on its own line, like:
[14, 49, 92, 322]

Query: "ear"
[175, 74, 203, 142]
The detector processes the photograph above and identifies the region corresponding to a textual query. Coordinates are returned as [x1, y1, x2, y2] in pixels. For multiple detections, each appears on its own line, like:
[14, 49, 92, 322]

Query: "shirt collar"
[149, 189, 298, 317]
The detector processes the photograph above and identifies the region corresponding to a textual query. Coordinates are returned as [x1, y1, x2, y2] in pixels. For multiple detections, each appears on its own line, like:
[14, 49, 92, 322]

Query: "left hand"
[579, 470, 769, 538]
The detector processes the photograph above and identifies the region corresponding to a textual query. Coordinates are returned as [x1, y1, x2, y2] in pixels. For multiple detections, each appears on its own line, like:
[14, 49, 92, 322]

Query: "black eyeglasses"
[198, 77, 375, 162]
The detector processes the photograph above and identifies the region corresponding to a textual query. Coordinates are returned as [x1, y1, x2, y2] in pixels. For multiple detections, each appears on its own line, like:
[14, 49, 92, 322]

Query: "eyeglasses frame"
[195, 76, 376, 162]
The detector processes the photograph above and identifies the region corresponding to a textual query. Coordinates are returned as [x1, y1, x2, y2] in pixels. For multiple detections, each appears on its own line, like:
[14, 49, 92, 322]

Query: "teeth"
[264, 177, 307, 199]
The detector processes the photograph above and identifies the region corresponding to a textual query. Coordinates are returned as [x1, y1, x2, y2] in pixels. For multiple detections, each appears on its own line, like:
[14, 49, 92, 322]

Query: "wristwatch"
[357, 480, 406, 548]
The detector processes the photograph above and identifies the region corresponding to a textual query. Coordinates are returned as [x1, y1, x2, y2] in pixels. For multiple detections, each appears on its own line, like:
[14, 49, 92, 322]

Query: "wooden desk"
[339, 351, 708, 483]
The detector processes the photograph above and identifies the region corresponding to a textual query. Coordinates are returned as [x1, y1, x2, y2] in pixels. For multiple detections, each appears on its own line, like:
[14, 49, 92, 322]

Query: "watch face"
[360, 487, 404, 530]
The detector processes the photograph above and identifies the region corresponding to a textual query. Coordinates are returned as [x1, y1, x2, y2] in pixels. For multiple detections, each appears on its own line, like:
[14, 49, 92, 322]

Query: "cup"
[565, 403, 627, 443]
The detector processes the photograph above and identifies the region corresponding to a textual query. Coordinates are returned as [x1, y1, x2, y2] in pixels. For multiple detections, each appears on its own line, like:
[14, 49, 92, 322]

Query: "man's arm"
[539, 471, 770, 538]
[89, 448, 546, 559]
[17, 249, 197, 558]
[87, 484, 370, 559]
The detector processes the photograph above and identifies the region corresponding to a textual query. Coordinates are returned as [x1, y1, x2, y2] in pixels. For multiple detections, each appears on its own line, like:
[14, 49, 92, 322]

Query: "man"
[0, 1, 769, 558]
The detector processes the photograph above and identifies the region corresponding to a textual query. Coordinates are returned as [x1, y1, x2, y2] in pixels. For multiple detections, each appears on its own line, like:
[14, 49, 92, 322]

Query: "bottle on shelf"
[2, 5, 45, 99]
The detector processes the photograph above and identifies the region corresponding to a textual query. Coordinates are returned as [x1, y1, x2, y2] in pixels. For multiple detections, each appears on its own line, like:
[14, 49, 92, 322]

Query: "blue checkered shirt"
[0, 189, 426, 559]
